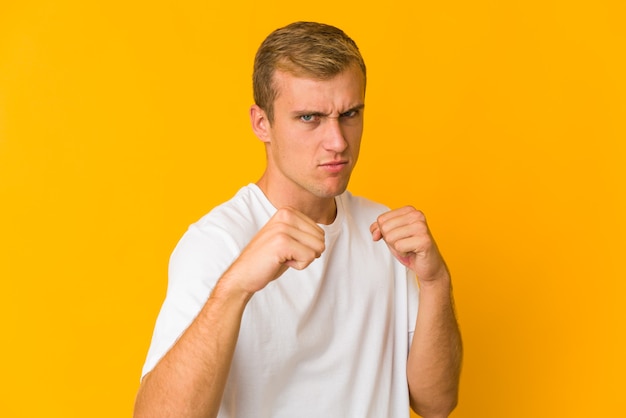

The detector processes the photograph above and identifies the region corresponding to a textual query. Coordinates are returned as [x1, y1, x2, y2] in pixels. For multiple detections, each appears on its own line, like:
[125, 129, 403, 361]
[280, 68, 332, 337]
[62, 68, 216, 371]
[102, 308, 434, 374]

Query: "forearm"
[407, 275, 462, 418]
[134, 207, 325, 417]
[134, 274, 252, 418]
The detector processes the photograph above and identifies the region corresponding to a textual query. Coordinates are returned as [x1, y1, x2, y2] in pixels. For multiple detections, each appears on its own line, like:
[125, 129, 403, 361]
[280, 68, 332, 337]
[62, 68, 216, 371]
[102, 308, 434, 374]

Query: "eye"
[299, 114, 320, 123]
[340, 109, 360, 118]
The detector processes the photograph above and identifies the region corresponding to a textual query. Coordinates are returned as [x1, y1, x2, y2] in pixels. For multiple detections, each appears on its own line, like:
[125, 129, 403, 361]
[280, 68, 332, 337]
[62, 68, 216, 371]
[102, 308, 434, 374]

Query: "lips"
[319, 160, 348, 173]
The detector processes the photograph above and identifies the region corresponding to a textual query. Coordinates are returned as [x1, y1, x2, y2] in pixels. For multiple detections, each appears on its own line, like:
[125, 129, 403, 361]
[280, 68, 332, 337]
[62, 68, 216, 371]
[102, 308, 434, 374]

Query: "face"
[252, 65, 365, 204]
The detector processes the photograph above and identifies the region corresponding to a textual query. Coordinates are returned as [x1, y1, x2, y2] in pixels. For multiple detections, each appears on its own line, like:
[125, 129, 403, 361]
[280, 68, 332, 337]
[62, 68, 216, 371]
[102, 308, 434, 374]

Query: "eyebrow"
[291, 104, 365, 118]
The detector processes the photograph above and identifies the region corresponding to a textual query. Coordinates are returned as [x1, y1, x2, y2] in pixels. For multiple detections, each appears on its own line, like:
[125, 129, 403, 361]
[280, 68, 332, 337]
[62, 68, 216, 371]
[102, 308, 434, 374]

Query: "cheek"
[346, 127, 363, 152]
[273, 131, 309, 163]
[271, 123, 324, 164]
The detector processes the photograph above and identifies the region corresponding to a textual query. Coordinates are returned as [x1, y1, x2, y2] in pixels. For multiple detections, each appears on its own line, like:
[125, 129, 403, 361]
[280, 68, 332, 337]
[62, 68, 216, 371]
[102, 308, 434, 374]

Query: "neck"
[256, 175, 338, 225]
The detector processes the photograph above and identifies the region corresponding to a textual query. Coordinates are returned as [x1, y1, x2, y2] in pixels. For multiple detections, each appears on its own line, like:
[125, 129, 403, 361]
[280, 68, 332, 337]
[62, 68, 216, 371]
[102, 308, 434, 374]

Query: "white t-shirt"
[142, 184, 420, 417]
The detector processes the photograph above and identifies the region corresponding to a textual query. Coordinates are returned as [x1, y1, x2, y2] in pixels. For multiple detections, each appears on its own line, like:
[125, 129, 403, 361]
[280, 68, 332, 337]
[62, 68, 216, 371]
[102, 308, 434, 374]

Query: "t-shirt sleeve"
[140, 222, 241, 378]
[406, 269, 420, 351]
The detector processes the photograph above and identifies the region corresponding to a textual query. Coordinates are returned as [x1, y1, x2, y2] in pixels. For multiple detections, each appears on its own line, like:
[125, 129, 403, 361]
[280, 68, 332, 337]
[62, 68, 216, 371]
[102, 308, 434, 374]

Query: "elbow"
[411, 401, 458, 418]
[410, 388, 459, 418]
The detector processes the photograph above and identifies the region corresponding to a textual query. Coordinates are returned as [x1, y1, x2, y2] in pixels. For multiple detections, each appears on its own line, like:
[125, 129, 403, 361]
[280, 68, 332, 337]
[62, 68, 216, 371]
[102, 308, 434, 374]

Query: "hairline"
[266, 61, 367, 124]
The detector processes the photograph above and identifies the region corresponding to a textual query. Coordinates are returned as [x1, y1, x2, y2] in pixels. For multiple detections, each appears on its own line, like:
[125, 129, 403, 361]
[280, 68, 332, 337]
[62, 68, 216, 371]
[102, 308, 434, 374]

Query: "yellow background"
[1, 1, 624, 417]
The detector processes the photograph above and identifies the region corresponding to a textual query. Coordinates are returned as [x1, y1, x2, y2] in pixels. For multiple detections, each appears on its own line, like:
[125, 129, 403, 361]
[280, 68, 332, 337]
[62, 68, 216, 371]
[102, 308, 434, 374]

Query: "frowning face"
[252, 65, 365, 206]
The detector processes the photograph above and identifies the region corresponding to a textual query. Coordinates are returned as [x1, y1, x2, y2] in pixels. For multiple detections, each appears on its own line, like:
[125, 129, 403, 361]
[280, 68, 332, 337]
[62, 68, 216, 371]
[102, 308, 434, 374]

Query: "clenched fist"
[370, 206, 449, 284]
[226, 207, 326, 295]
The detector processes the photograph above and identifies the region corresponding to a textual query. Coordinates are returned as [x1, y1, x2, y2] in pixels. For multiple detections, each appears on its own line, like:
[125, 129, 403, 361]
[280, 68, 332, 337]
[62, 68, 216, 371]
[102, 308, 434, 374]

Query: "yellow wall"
[1, 1, 624, 417]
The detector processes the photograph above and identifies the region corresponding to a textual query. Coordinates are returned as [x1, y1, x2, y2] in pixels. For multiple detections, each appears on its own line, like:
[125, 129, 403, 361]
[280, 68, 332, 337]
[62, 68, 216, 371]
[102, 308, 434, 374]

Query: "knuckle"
[412, 208, 425, 218]
[273, 231, 292, 247]
[410, 209, 426, 224]
[274, 207, 292, 221]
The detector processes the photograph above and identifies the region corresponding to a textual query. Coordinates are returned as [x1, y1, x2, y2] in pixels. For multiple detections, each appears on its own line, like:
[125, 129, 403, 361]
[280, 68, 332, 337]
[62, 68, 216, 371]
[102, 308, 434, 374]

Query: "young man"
[134, 22, 462, 418]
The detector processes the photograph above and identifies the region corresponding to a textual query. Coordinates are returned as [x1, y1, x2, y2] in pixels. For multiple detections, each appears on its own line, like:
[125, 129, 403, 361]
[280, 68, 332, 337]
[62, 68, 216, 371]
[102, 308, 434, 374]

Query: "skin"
[134, 65, 461, 418]
[252, 65, 366, 224]
[371, 207, 462, 417]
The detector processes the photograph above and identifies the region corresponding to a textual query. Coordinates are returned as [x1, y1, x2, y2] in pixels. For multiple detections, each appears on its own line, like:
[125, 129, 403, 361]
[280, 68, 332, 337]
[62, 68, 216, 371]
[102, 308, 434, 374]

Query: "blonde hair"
[253, 21, 366, 123]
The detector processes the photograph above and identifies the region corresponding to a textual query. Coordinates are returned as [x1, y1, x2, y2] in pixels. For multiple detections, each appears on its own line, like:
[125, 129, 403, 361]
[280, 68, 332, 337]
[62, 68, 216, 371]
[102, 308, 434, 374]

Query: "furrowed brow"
[291, 104, 364, 118]
[292, 110, 328, 117]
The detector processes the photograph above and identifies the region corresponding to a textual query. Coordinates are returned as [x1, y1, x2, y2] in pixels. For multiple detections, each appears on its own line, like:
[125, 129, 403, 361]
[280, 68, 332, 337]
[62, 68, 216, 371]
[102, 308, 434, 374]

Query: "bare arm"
[134, 274, 251, 418]
[407, 271, 462, 417]
[134, 207, 325, 418]
[371, 207, 462, 418]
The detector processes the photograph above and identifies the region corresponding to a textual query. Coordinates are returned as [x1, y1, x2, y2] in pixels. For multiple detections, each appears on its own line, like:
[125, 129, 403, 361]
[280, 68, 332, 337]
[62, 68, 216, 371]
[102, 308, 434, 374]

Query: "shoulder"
[169, 185, 274, 281]
[192, 184, 274, 243]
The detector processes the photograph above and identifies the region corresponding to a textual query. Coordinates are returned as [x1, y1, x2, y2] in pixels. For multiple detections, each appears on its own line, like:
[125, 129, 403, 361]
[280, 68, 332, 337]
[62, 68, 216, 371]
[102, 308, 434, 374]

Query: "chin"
[312, 181, 350, 199]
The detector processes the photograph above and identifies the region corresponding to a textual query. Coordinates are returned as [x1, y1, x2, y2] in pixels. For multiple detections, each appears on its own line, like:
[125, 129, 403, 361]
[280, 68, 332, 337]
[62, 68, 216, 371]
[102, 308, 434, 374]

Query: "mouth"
[319, 160, 349, 173]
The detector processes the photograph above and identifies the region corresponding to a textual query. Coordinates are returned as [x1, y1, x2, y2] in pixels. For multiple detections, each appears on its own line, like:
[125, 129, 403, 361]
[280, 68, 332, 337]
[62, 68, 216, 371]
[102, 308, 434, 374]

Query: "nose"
[323, 118, 348, 152]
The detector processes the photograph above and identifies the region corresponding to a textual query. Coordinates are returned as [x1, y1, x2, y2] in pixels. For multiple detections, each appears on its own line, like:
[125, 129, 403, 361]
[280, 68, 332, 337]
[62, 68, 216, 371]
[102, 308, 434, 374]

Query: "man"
[134, 21, 462, 418]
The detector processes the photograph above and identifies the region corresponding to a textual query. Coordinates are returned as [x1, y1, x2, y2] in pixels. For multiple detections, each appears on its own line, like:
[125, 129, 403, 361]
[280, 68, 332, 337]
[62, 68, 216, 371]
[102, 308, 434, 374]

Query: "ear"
[250, 104, 271, 143]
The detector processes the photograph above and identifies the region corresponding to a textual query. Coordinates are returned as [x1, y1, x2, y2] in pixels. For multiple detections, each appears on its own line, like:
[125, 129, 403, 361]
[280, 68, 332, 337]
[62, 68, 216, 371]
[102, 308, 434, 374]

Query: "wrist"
[417, 267, 451, 289]
[212, 270, 256, 306]
[417, 272, 454, 301]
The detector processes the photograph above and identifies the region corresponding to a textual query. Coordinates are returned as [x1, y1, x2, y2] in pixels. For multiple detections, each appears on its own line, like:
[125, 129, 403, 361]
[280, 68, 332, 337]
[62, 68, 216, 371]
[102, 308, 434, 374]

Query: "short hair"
[253, 21, 367, 123]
